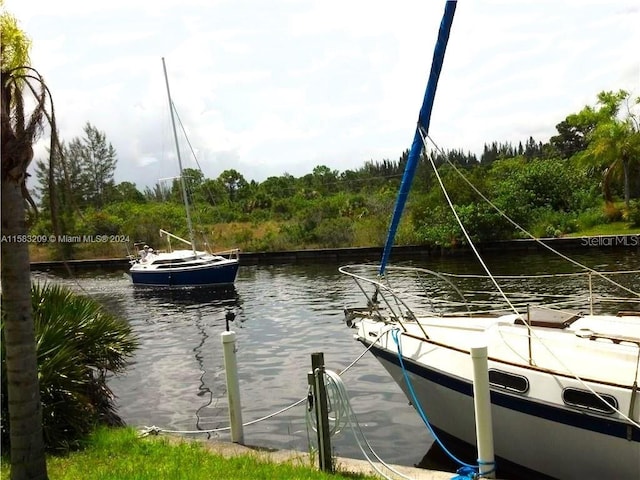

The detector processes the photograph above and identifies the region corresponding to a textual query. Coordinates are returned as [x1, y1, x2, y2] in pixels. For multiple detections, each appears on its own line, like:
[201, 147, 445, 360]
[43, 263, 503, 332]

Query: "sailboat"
[129, 58, 240, 287]
[342, 2, 640, 479]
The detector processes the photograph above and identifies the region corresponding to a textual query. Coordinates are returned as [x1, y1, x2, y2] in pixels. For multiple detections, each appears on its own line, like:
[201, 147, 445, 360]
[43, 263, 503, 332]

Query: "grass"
[0, 427, 373, 480]
[570, 221, 639, 237]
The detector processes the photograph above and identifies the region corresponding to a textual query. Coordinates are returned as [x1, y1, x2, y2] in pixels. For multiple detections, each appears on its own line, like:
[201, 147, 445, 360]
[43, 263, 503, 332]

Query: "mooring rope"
[391, 328, 495, 479]
[305, 361, 418, 480]
[139, 325, 391, 437]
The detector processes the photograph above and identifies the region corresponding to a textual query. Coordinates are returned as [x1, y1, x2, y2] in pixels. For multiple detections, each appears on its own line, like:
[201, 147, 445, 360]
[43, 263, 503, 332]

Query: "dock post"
[310, 352, 333, 473]
[221, 331, 244, 444]
[471, 345, 495, 479]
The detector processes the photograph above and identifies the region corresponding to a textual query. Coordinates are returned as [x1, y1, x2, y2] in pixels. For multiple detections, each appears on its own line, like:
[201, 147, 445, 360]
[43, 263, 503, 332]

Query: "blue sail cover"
[379, 0, 457, 275]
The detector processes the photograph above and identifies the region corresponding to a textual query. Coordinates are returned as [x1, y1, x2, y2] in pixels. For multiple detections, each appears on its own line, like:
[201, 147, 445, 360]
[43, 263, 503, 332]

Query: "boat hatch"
[562, 388, 618, 414]
[488, 369, 529, 394]
[515, 307, 581, 329]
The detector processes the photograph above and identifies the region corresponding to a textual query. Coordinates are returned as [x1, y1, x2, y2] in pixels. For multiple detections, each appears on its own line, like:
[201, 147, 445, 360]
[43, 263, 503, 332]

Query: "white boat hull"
[348, 309, 640, 480]
[368, 337, 639, 479]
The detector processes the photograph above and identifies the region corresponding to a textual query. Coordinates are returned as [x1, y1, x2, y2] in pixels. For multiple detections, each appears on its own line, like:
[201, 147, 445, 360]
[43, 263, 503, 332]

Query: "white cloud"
[5, 0, 639, 189]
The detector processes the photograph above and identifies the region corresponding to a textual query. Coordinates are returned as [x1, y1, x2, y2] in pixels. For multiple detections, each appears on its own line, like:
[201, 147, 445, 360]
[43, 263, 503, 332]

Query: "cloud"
[6, 0, 638, 189]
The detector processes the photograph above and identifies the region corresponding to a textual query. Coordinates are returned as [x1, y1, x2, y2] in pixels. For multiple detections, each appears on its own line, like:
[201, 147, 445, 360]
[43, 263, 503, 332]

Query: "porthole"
[562, 388, 617, 414]
[488, 369, 529, 393]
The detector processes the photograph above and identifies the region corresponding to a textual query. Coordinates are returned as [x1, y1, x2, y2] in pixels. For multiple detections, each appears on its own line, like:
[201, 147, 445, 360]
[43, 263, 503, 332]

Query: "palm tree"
[597, 121, 640, 208]
[577, 90, 640, 209]
[2, 283, 138, 452]
[1, 7, 60, 479]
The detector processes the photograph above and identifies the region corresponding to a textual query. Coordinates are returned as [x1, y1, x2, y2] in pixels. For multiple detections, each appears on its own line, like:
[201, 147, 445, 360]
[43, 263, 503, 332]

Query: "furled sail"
[379, 0, 457, 275]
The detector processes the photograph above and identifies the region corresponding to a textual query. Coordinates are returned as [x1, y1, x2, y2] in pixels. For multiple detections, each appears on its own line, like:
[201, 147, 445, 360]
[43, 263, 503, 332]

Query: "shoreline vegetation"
[28, 90, 640, 265]
[28, 231, 640, 270]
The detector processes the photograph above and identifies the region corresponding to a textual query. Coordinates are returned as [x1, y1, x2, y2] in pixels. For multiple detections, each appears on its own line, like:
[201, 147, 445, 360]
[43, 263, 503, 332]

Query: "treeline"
[30, 90, 640, 259]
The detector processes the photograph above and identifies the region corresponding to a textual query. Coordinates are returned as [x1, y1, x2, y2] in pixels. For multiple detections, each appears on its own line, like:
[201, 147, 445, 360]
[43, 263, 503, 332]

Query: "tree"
[74, 122, 117, 208]
[575, 90, 640, 208]
[33, 140, 83, 259]
[549, 118, 594, 159]
[144, 181, 171, 202]
[218, 169, 247, 202]
[311, 165, 339, 195]
[36, 123, 117, 210]
[109, 181, 145, 203]
[33, 141, 83, 213]
[197, 178, 227, 206]
[171, 167, 203, 203]
[1, 5, 50, 479]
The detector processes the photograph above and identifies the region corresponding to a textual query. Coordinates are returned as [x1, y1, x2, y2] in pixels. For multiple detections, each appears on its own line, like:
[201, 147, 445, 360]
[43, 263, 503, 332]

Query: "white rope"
[419, 128, 521, 321]
[424, 131, 640, 300]
[138, 328, 390, 436]
[305, 365, 416, 480]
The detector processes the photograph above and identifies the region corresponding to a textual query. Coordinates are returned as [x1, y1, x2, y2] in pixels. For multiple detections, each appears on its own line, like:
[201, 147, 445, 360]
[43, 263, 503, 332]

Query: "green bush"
[626, 200, 640, 227]
[1, 283, 138, 453]
[313, 217, 355, 247]
[529, 209, 579, 238]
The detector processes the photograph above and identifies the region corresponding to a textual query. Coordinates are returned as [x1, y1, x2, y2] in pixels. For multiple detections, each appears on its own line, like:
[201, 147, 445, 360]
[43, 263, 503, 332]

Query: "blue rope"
[390, 329, 496, 479]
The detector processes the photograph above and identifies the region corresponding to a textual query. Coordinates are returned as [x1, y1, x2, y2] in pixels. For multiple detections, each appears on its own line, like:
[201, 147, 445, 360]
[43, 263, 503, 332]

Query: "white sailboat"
[129, 58, 240, 287]
[342, 2, 640, 479]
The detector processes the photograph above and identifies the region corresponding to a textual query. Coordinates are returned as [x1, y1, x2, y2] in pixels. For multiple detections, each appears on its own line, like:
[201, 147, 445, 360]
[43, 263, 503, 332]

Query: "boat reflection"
[131, 284, 241, 308]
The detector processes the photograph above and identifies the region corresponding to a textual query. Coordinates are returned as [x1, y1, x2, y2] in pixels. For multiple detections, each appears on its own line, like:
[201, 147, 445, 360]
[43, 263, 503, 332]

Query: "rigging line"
[425, 132, 640, 300]
[437, 269, 640, 279]
[419, 127, 520, 318]
[171, 100, 206, 175]
[170, 101, 221, 222]
[419, 131, 640, 424]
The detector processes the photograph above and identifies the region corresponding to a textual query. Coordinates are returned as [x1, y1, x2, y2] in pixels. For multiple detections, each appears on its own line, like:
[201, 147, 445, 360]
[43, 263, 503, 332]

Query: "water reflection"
[131, 284, 241, 308]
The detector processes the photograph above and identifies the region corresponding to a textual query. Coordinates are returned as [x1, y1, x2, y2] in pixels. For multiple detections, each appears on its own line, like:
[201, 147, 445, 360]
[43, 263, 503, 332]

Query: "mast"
[162, 57, 197, 253]
[378, 0, 457, 276]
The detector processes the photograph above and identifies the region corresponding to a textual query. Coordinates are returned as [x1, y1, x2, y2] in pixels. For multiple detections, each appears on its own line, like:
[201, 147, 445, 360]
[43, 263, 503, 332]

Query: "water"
[32, 248, 639, 472]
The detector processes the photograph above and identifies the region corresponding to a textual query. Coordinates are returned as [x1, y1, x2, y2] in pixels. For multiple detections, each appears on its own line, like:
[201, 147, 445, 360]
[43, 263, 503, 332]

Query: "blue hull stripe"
[364, 340, 640, 442]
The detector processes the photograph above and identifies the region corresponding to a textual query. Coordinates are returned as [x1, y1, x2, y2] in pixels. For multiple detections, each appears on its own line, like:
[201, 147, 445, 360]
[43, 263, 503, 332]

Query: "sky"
[5, 0, 639, 190]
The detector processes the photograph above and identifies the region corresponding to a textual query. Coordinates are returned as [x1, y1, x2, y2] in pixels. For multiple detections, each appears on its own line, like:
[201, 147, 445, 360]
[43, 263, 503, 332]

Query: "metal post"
[471, 345, 495, 478]
[526, 304, 533, 366]
[221, 331, 244, 444]
[310, 352, 333, 472]
[588, 272, 594, 315]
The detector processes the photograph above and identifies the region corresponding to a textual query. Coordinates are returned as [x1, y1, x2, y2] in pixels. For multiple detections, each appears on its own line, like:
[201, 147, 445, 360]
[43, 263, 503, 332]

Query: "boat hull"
[129, 260, 239, 287]
[367, 340, 640, 480]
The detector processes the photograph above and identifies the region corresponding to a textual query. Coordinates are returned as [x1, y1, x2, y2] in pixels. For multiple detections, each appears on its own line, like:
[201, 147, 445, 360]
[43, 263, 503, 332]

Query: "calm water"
[33, 248, 640, 471]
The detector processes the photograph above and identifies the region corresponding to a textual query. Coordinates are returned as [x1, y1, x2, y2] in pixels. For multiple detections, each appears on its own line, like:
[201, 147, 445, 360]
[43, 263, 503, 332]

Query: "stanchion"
[471, 345, 495, 478]
[309, 352, 333, 472]
[222, 330, 244, 444]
